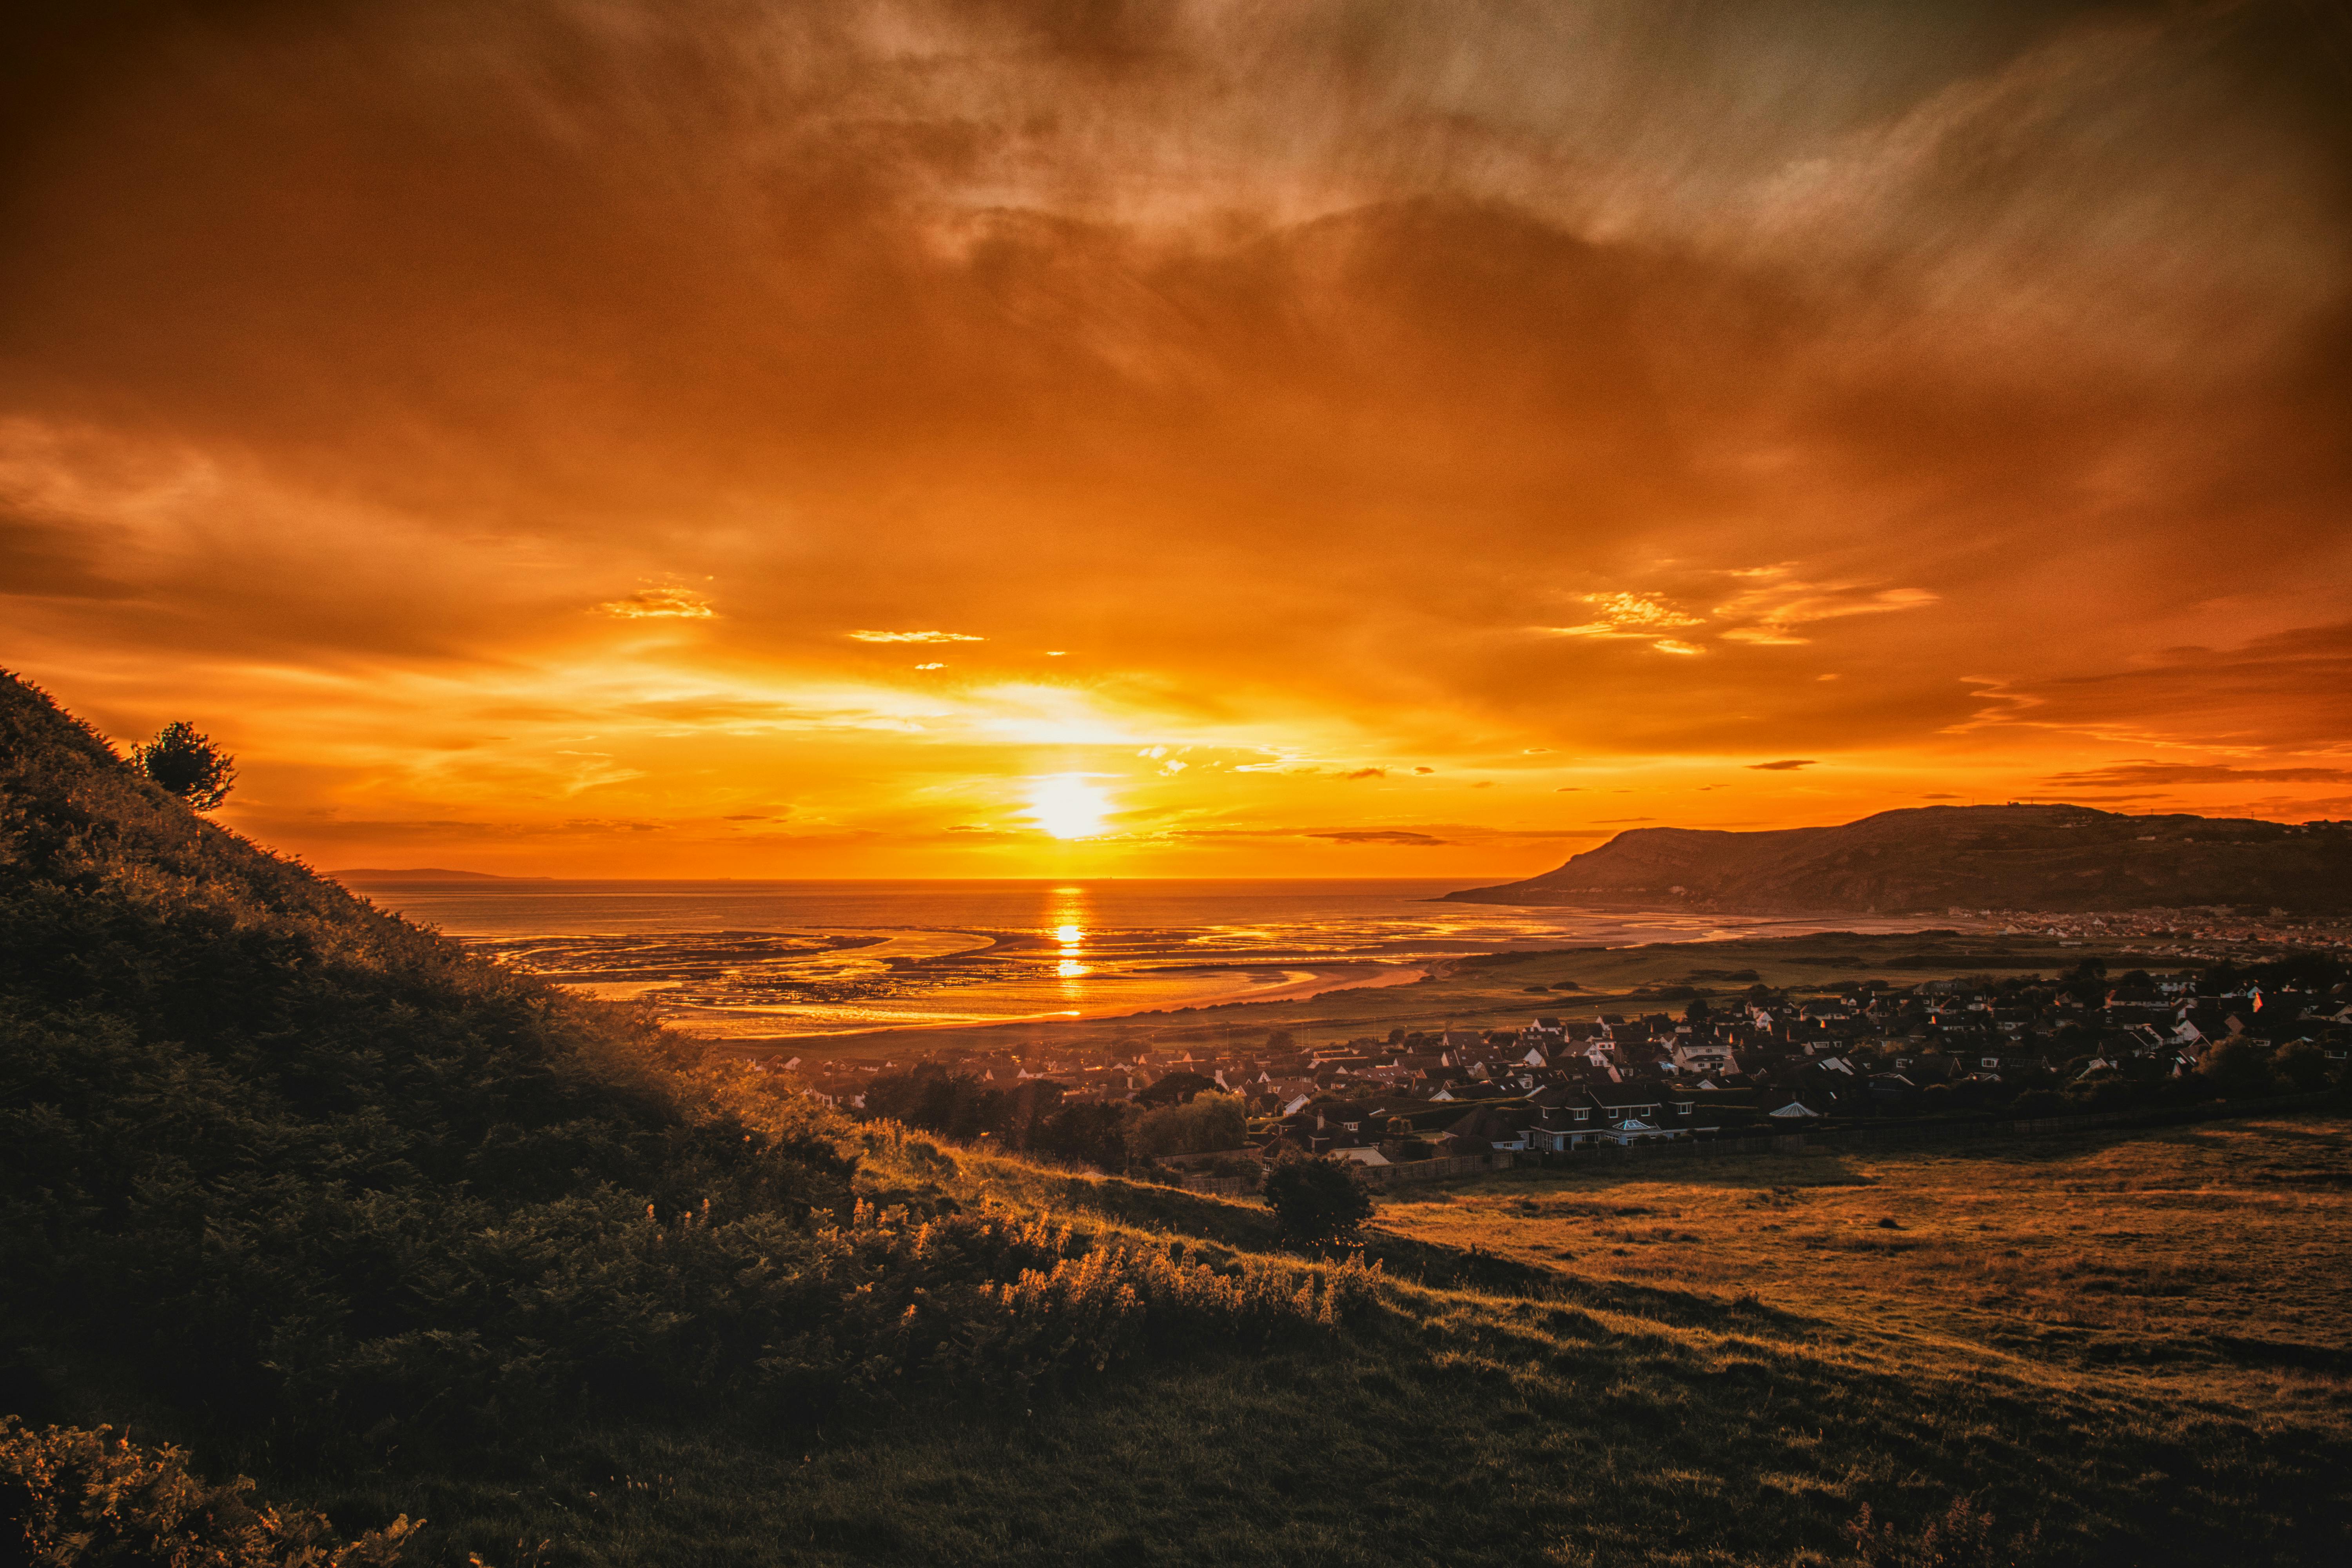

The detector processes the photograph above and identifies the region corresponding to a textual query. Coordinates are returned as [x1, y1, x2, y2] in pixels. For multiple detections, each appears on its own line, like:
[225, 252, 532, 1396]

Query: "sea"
[348, 877, 1940, 1040]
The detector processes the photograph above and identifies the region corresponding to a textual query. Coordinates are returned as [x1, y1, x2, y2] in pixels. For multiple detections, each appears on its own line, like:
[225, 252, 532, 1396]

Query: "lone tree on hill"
[1262, 1154, 1374, 1247]
[133, 721, 238, 809]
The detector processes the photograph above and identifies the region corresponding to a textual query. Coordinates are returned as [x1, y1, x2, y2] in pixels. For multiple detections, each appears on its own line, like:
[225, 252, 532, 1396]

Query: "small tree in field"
[2272, 1040, 2332, 1094]
[133, 721, 237, 809]
[2197, 1039, 2279, 1099]
[1262, 1155, 1373, 1246]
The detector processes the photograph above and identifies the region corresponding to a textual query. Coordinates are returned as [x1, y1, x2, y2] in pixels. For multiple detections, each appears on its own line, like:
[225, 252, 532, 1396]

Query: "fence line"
[1176, 1172, 1258, 1196]
[1353, 1152, 1513, 1187]
[1510, 1091, 2336, 1170]
[1521, 1134, 1808, 1171]
[1164, 1093, 2336, 1193]
[1812, 1089, 2334, 1151]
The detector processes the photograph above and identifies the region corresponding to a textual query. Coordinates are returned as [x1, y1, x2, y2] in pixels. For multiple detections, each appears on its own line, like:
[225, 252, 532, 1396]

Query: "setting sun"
[1027, 777, 1112, 840]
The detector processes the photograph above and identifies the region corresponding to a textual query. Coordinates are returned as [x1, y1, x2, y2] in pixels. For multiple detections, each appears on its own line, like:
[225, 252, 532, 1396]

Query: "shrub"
[0, 1417, 415, 1566]
[1134, 1071, 1221, 1108]
[858, 1065, 1131, 1170]
[2273, 1040, 2332, 1094]
[1131, 1096, 1247, 1157]
[757, 1202, 1379, 1405]
[1261, 1157, 1374, 1246]
[131, 720, 238, 809]
[2196, 1040, 2279, 1098]
[2007, 1089, 2069, 1119]
[1844, 1494, 2037, 1568]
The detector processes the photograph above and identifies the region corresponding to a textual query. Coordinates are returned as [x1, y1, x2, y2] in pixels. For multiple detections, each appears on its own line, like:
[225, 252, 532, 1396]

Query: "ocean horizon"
[346, 875, 1947, 1038]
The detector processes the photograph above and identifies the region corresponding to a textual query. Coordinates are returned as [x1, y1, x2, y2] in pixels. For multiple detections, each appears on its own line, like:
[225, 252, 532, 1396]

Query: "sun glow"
[1026, 775, 1111, 839]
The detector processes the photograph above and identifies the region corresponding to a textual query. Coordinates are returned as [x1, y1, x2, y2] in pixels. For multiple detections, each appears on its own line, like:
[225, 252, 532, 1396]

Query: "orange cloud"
[848, 630, 985, 644]
[599, 588, 715, 619]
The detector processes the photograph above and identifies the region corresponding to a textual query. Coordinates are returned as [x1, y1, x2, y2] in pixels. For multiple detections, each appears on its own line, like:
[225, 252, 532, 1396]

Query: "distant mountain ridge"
[1445, 804, 2352, 915]
[333, 866, 521, 881]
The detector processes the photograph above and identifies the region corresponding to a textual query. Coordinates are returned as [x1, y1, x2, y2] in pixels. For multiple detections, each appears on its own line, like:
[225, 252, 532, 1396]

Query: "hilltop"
[1446, 803, 2352, 915]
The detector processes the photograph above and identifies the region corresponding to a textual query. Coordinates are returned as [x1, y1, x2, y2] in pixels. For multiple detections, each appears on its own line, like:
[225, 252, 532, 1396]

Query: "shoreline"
[636, 959, 1434, 1044]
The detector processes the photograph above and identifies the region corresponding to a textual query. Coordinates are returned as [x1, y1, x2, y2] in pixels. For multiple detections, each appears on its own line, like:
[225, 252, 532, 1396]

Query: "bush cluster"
[1261, 1156, 1375, 1245]
[765, 1201, 1379, 1404]
[1129, 1095, 1247, 1158]
[0, 1417, 417, 1566]
[860, 1063, 1133, 1169]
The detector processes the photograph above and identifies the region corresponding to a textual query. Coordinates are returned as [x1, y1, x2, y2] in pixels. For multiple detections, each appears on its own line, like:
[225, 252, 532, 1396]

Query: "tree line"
[856, 1062, 1248, 1170]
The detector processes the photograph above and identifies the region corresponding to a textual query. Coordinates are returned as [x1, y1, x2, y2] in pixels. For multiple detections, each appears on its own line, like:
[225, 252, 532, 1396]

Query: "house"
[1585, 1083, 1695, 1145]
[1439, 1104, 1536, 1154]
[1671, 1040, 1735, 1076]
[1866, 1072, 1920, 1106]
[1525, 1083, 1596, 1152]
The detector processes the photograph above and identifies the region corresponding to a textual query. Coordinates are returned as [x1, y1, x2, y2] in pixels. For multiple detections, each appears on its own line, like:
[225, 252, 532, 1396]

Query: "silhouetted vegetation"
[859, 1062, 1136, 1169]
[1133, 1068, 1221, 1107]
[1261, 1156, 1374, 1246]
[1130, 1095, 1246, 1157]
[1, 1418, 416, 1566]
[131, 719, 237, 809]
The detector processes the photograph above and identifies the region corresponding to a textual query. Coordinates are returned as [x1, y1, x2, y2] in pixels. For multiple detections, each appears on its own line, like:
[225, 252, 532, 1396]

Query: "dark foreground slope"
[1447, 803, 2352, 914]
[0, 674, 1362, 1500]
[4, 673, 2347, 1566]
[0, 670, 855, 1444]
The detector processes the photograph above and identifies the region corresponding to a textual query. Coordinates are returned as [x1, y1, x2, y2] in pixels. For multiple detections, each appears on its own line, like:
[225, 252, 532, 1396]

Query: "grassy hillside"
[0, 672, 1367, 1545]
[0, 669, 855, 1449]
[270, 1116, 2352, 1567]
[4, 670, 2348, 1565]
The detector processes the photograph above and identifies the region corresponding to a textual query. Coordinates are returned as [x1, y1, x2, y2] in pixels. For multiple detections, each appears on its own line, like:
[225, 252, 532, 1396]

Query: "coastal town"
[1984, 906, 2352, 959]
[777, 953, 2351, 1183]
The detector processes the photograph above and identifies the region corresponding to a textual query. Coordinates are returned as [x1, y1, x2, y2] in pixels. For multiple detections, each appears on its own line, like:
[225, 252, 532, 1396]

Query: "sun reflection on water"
[1051, 889, 1089, 983]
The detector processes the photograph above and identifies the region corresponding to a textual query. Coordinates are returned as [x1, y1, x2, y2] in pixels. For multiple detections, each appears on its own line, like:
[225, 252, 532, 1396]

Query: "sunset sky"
[5, 0, 2349, 878]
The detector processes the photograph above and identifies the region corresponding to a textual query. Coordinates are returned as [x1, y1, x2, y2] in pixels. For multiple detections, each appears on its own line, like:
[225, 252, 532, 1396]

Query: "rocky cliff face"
[1445, 804, 2352, 915]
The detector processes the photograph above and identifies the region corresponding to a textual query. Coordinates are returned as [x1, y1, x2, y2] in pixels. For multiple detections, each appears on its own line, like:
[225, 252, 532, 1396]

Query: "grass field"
[1379, 1116, 2352, 1429]
[303, 1112, 2352, 1567]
